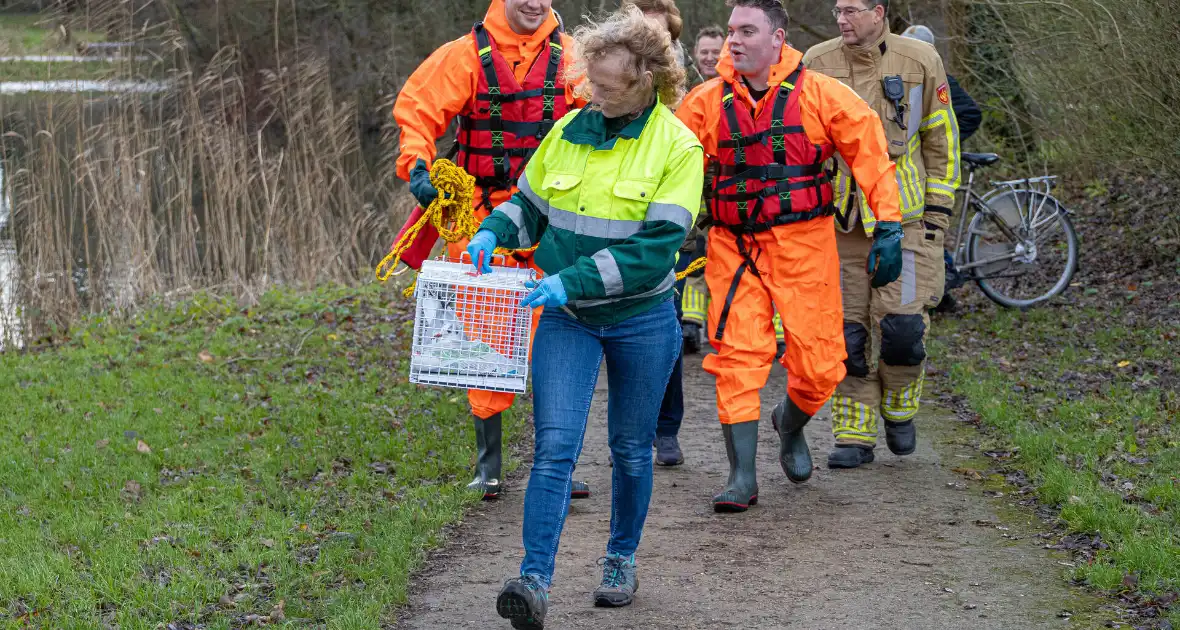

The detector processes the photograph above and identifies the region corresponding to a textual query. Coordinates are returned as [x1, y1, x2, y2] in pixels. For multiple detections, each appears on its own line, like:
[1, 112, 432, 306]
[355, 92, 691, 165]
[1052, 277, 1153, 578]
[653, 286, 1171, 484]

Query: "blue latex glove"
[409, 159, 439, 208]
[466, 230, 498, 275]
[520, 276, 568, 310]
[867, 220, 903, 288]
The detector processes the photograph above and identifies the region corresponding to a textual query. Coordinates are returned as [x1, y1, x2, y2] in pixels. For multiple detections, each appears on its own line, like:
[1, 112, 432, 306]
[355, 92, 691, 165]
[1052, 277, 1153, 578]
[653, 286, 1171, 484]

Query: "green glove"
[867, 221, 903, 288]
[409, 159, 439, 208]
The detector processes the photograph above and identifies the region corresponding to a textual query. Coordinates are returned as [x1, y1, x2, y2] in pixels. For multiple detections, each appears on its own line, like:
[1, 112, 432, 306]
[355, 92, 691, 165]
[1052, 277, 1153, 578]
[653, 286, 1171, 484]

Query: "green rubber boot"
[712, 421, 759, 512]
[771, 398, 814, 483]
[466, 413, 502, 500]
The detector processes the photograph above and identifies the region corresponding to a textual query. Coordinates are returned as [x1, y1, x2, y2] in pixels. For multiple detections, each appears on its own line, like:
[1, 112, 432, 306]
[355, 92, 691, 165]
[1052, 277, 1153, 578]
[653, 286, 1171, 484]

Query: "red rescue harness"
[454, 22, 571, 210]
[710, 64, 836, 341]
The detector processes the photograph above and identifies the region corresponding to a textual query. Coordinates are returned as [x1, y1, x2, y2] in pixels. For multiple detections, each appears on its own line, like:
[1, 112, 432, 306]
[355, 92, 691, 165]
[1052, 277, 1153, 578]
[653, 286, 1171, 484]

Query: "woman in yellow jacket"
[467, 6, 704, 627]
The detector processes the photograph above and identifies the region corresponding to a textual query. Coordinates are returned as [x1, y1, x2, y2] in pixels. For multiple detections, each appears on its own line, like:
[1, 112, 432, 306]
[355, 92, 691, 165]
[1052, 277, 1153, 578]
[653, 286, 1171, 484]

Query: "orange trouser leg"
[702, 228, 778, 425]
[760, 218, 847, 417]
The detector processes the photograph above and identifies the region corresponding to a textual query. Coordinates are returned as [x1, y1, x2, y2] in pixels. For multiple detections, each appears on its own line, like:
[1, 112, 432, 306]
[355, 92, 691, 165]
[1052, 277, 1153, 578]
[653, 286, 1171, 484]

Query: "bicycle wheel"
[966, 189, 1078, 308]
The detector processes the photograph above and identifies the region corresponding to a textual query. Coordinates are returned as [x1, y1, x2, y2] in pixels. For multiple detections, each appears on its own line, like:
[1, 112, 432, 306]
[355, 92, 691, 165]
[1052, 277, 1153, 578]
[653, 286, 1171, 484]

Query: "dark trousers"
[656, 253, 694, 438]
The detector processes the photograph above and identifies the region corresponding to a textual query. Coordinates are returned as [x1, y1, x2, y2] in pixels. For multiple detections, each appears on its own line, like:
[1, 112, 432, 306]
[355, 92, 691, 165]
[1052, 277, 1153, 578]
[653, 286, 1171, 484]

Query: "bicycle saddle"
[963, 152, 1001, 167]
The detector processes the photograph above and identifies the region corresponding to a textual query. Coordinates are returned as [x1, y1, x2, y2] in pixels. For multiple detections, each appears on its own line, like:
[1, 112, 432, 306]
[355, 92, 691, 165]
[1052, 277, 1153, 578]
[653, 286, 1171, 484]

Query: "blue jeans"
[521, 299, 681, 586]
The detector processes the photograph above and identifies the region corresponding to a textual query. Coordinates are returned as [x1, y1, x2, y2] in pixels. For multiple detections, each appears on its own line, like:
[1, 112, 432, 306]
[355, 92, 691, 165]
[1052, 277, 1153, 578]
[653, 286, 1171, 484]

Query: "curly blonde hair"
[567, 5, 687, 110]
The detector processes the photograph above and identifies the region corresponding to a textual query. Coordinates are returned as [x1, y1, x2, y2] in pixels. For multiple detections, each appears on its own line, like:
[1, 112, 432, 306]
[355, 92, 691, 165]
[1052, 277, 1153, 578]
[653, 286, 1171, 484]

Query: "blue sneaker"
[593, 554, 638, 607]
[497, 574, 548, 630]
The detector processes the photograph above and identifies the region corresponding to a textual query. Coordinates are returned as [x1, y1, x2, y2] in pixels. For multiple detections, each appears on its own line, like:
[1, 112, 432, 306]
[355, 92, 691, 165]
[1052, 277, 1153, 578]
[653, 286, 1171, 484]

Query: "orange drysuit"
[393, 0, 580, 419]
[676, 44, 902, 423]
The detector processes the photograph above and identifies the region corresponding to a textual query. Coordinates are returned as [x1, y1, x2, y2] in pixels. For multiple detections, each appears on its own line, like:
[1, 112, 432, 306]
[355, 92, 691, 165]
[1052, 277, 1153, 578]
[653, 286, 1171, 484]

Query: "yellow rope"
[375, 159, 538, 298]
[676, 256, 707, 281]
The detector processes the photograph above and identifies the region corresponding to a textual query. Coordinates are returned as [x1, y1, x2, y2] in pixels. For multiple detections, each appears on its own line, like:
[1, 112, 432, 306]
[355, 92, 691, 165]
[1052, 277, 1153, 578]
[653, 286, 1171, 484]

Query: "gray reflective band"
[518, 173, 549, 216]
[495, 202, 532, 249]
[548, 206, 643, 240]
[907, 85, 923, 140]
[592, 249, 624, 296]
[573, 270, 676, 308]
[900, 249, 917, 305]
[644, 202, 694, 231]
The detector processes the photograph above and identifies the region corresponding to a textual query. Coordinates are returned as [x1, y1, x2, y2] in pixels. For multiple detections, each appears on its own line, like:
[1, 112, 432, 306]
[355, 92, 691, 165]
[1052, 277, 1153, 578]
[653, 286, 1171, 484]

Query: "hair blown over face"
[567, 5, 687, 109]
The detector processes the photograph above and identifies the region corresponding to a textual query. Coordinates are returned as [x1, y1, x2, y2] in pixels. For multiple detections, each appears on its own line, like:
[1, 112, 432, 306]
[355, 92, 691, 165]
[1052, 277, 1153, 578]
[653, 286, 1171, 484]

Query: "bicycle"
[944, 152, 1079, 309]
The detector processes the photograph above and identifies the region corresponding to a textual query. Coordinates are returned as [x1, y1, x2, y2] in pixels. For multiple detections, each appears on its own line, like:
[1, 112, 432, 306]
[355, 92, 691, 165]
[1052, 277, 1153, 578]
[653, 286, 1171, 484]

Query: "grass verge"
[0, 60, 114, 82]
[0, 13, 105, 56]
[0, 283, 522, 628]
[933, 300, 1179, 625]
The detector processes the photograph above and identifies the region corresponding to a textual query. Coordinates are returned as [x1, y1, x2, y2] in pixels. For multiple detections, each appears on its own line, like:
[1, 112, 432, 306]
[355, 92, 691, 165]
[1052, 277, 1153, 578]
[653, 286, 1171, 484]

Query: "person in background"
[623, 0, 693, 467]
[900, 23, 982, 313]
[901, 25, 980, 141]
[677, 0, 903, 512]
[470, 6, 703, 626]
[693, 25, 725, 84]
[805, 0, 961, 469]
[392, 0, 591, 501]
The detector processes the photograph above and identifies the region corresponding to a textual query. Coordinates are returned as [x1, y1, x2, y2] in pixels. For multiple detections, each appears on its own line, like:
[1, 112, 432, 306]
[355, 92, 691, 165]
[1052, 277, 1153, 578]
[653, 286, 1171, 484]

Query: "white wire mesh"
[409, 258, 536, 393]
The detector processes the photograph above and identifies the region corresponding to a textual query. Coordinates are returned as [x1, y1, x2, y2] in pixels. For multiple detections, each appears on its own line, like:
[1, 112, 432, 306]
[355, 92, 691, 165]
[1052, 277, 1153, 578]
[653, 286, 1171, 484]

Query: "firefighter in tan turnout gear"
[804, 0, 961, 468]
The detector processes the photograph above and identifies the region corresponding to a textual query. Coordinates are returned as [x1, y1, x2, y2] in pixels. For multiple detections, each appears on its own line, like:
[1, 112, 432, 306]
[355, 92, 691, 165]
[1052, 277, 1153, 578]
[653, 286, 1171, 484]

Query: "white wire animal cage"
[409, 257, 536, 393]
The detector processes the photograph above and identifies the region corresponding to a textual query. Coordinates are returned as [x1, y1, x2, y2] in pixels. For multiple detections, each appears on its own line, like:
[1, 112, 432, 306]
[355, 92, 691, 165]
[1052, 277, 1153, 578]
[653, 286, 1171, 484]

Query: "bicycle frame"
[951, 169, 1059, 276]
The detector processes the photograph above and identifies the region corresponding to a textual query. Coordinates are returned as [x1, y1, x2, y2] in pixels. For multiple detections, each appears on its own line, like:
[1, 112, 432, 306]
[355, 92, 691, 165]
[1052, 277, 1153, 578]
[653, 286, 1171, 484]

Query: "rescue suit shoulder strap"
[463, 22, 565, 203]
[471, 22, 507, 187]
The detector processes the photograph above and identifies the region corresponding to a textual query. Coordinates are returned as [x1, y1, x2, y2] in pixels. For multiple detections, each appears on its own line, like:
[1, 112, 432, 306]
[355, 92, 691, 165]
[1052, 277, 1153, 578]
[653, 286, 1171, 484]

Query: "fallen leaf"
[952, 467, 984, 481]
[136, 440, 152, 454]
[95, 439, 110, 449]
[268, 600, 286, 623]
[198, 350, 214, 363]
[122, 480, 142, 501]
[1117, 360, 1132, 368]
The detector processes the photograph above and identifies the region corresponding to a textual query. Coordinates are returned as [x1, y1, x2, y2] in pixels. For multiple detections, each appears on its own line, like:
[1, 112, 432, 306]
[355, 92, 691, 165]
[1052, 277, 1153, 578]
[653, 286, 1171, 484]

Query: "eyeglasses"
[832, 7, 873, 18]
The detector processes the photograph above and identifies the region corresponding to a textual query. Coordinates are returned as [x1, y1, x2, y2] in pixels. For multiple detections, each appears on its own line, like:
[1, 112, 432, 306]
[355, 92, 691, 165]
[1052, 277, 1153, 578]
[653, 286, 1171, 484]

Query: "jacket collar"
[562, 100, 656, 149]
[845, 29, 890, 63]
[716, 43, 804, 109]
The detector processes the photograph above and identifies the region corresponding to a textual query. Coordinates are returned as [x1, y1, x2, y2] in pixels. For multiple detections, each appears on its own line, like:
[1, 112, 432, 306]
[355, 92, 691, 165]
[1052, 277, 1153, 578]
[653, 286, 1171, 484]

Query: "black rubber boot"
[885, 419, 917, 455]
[827, 444, 875, 469]
[467, 413, 502, 500]
[712, 422, 759, 512]
[771, 398, 814, 483]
